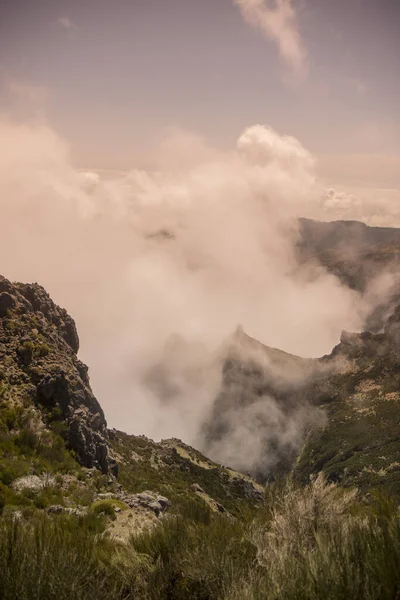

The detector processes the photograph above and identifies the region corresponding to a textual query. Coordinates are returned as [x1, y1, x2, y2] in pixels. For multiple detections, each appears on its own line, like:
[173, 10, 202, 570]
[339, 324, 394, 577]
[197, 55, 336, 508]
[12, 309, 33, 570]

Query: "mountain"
[298, 218, 400, 263]
[298, 218, 400, 330]
[294, 309, 400, 496]
[0, 274, 263, 523]
[0, 275, 116, 475]
[202, 306, 400, 497]
[1, 263, 400, 598]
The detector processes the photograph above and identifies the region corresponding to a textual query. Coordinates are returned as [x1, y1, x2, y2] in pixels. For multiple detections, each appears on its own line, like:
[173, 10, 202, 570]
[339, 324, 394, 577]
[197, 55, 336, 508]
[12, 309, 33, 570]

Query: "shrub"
[90, 499, 128, 520]
[0, 473, 400, 599]
[17, 341, 34, 365]
[15, 428, 39, 452]
[35, 344, 51, 358]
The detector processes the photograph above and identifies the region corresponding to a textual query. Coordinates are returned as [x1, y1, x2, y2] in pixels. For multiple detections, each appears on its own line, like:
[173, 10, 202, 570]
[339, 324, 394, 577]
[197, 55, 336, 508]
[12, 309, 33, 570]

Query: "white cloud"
[55, 16, 77, 32]
[234, 0, 307, 76]
[319, 185, 400, 227]
[0, 117, 369, 452]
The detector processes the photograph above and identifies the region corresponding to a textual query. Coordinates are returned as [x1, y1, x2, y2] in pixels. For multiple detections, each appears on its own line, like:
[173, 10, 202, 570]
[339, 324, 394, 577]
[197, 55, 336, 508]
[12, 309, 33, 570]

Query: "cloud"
[237, 124, 314, 172]
[234, 0, 307, 75]
[6, 116, 400, 473]
[319, 185, 400, 227]
[2, 115, 391, 473]
[54, 16, 77, 32]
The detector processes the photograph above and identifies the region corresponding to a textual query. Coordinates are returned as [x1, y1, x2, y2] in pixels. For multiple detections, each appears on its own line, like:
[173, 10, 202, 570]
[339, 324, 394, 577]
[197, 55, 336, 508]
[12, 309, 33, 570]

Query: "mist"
[0, 114, 391, 470]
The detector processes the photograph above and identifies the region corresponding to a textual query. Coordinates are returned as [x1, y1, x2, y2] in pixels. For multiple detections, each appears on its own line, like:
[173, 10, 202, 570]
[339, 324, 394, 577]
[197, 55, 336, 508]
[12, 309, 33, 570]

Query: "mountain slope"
[0, 274, 263, 519]
[202, 308, 400, 496]
[0, 275, 116, 475]
[294, 311, 400, 496]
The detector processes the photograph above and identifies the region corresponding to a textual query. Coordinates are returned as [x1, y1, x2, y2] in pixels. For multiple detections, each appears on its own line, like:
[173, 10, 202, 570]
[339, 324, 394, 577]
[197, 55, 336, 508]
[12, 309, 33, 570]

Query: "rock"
[0, 292, 16, 317]
[47, 505, 64, 514]
[340, 330, 362, 345]
[97, 492, 116, 500]
[90, 412, 103, 431]
[136, 492, 156, 504]
[118, 492, 171, 517]
[191, 483, 205, 494]
[156, 495, 170, 511]
[0, 275, 118, 476]
[148, 501, 162, 516]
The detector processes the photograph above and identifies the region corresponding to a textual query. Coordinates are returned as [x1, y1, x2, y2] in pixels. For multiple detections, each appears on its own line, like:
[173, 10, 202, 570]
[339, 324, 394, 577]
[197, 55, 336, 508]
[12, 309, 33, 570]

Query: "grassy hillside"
[2, 270, 400, 598]
[110, 430, 264, 517]
[1, 474, 400, 600]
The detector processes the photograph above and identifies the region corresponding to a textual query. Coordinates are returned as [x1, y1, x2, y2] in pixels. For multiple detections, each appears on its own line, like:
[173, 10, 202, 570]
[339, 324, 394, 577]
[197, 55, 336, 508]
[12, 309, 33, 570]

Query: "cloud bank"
[0, 115, 389, 471]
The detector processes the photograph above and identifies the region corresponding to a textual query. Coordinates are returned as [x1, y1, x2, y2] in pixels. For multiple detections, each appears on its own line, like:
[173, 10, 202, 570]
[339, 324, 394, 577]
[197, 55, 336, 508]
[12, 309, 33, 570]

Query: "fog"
[0, 114, 393, 470]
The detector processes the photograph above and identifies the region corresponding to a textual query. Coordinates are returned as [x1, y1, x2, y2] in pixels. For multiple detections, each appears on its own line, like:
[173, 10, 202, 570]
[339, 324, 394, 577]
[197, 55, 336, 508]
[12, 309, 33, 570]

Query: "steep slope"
[202, 309, 400, 497]
[0, 275, 116, 475]
[0, 275, 263, 520]
[109, 430, 264, 516]
[294, 309, 400, 496]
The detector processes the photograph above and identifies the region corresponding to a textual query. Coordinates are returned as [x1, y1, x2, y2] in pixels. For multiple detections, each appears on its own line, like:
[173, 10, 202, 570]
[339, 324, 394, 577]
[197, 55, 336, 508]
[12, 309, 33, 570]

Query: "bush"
[230, 474, 400, 600]
[17, 342, 34, 365]
[35, 344, 51, 358]
[0, 474, 400, 599]
[15, 428, 39, 452]
[90, 499, 128, 520]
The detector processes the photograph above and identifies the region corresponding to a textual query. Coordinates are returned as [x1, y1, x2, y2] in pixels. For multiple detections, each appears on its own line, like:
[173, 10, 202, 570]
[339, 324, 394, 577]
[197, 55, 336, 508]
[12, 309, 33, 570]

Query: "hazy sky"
[0, 0, 399, 185]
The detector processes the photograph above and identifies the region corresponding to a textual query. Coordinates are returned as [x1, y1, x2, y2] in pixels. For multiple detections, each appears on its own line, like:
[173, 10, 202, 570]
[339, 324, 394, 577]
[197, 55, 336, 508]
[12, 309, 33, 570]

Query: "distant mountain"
[298, 218, 400, 331]
[298, 218, 400, 260]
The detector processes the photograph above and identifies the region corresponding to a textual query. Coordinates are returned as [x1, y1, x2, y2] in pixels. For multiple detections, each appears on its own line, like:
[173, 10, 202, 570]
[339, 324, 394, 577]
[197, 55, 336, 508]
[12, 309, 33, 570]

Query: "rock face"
[0, 275, 117, 475]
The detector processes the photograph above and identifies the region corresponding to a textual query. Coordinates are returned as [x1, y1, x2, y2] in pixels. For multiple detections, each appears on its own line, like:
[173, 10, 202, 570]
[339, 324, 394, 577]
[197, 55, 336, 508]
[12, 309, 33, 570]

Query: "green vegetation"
[295, 335, 400, 497]
[0, 399, 78, 483]
[110, 431, 263, 516]
[1, 475, 399, 599]
[90, 498, 129, 519]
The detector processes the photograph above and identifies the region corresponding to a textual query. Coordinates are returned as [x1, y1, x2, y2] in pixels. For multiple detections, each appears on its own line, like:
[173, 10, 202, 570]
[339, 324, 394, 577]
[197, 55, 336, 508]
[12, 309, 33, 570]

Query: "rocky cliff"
[0, 275, 117, 475]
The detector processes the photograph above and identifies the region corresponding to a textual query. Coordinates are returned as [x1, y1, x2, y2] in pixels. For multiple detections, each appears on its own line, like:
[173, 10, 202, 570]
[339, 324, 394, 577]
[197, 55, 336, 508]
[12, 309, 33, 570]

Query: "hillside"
[294, 310, 400, 496]
[1, 272, 400, 599]
[202, 304, 400, 497]
[0, 274, 262, 524]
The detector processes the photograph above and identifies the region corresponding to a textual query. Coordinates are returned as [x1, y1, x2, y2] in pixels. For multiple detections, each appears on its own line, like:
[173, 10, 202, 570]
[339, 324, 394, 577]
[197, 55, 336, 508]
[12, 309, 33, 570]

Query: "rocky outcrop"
[0, 275, 117, 475]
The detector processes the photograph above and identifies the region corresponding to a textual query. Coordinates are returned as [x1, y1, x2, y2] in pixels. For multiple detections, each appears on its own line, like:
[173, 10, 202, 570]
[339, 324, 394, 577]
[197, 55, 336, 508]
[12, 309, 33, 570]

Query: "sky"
[0, 0, 399, 188]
